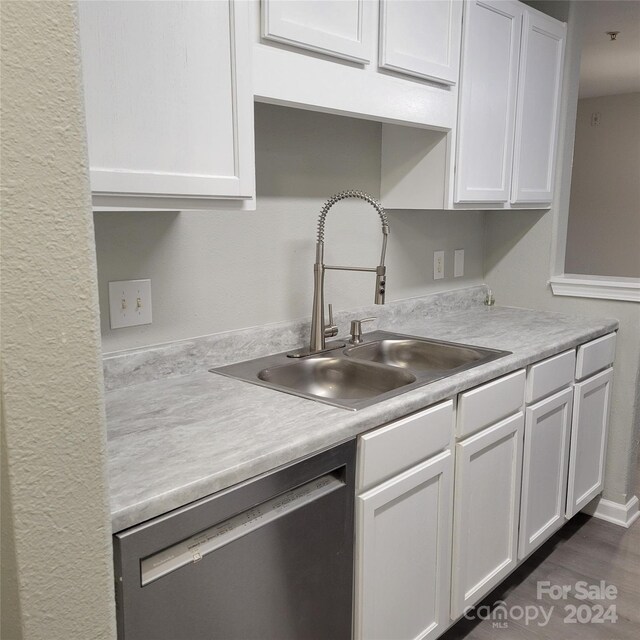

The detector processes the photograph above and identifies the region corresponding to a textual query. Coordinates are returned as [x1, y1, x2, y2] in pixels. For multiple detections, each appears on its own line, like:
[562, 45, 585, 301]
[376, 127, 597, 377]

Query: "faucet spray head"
[375, 270, 386, 304]
[376, 223, 389, 304]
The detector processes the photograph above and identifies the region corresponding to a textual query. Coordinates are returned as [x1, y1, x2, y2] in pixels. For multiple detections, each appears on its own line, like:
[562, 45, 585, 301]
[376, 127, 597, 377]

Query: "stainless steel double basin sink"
[211, 330, 510, 411]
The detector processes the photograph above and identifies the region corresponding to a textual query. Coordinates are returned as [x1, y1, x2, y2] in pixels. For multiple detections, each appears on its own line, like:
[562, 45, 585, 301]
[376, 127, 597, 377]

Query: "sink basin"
[211, 330, 510, 411]
[257, 357, 416, 400]
[344, 338, 494, 372]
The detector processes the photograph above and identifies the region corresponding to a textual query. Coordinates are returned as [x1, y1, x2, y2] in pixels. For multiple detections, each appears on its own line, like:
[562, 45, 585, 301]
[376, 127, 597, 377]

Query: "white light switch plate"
[454, 249, 464, 277]
[108, 279, 152, 329]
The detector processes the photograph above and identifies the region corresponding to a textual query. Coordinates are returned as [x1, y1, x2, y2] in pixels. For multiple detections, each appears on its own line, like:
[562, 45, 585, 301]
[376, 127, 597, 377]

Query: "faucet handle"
[349, 317, 375, 345]
[323, 303, 339, 338]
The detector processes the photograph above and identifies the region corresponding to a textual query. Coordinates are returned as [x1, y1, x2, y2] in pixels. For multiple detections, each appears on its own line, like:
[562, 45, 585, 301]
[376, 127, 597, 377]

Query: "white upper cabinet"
[511, 11, 566, 203]
[261, 0, 374, 63]
[381, 0, 567, 210]
[455, 0, 566, 206]
[455, 0, 523, 203]
[78, 0, 255, 209]
[254, 0, 460, 130]
[379, 0, 462, 85]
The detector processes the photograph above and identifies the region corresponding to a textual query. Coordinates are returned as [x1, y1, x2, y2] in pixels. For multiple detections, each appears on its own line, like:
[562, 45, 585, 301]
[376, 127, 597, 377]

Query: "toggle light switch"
[108, 279, 152, 329]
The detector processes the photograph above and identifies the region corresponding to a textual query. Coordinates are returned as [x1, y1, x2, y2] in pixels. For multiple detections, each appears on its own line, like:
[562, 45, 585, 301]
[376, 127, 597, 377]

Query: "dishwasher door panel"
[114, 440, 356, 640]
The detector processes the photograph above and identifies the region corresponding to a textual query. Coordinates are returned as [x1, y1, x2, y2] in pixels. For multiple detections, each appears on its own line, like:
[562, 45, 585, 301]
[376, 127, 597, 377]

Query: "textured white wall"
[484, 1, 640, 506]
[565, 92, 640, 277]
[1, 2, 116, 638]
[96, 104, 485, 353]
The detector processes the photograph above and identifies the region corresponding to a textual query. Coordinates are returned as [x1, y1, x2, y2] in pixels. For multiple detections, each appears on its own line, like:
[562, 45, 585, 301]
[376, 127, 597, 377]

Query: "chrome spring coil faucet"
[300, 190, 390, 356]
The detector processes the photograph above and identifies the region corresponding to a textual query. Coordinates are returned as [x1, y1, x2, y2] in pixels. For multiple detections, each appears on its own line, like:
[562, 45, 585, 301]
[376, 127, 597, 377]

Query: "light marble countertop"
[106, 298, 617, 533]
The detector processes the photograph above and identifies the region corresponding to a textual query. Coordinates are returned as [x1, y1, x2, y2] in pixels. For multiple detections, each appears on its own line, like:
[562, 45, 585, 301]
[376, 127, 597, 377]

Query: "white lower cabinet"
[566, 367, 614, 517]
[353, 336, 616, 638]
[355, 450, 453, 640]
[519, 387, 573, 559]
[451, 412, 524, 619]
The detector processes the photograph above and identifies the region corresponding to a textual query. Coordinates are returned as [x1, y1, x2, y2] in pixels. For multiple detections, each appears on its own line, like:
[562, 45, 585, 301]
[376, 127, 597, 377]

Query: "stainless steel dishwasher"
[113, 440, 356, 640]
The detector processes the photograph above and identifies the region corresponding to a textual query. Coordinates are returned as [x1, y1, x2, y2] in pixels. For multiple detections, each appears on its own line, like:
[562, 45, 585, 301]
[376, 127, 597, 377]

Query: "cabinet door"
[566, 368, 613, 518]
[355, 451, 453, 640]
[519, 388, 573, 559]
[379, 0, 462, 85]
[261, 0, 374, 64]
[451, 412, 524, 618]
[510, 11, 566, 204]
[455, 0, 523, 203]
[78, 0, 254, 202]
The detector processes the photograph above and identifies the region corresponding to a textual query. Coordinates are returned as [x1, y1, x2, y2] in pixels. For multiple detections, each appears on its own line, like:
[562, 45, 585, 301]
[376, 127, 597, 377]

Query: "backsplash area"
[94, 103, 484, 354]
[103, 285, 489, 391]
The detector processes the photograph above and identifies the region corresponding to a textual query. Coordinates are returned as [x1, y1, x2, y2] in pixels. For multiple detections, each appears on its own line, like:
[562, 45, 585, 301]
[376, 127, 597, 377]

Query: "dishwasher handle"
[140, 472, 345, 586]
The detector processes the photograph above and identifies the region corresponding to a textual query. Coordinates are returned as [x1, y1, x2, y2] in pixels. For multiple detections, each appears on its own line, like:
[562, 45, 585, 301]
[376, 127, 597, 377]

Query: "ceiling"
[579, 0, 640, 98]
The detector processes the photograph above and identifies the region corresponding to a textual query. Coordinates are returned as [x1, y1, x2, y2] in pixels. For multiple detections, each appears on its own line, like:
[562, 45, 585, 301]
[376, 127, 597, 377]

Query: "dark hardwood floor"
[442, 464, 640, 640]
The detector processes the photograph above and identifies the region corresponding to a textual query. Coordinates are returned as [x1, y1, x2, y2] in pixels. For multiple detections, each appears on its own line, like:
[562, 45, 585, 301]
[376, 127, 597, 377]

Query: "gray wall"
[484, 1, 640, 506]
[1, 1, 116, 638]
[96, 104, 485, 353]
[565, 93, 640, 277]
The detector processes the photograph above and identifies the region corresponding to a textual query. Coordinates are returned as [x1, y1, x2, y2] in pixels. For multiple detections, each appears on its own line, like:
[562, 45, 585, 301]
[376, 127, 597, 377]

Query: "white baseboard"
[582, 495, 640, 528]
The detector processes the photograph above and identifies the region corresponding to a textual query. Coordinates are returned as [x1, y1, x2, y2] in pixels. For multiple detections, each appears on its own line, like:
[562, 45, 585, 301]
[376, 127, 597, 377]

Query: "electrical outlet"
[108, 279, 152, 329]
[433, 251, 445, 280]
[454, 249, 464, 277]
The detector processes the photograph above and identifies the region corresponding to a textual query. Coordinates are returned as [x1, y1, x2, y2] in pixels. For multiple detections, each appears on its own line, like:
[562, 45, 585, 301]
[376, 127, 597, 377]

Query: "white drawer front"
[457, 370, 526, 439]
[576, 333, 616, 380]
[526, 349, 575, 403]
[357, 400, 453, 493]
